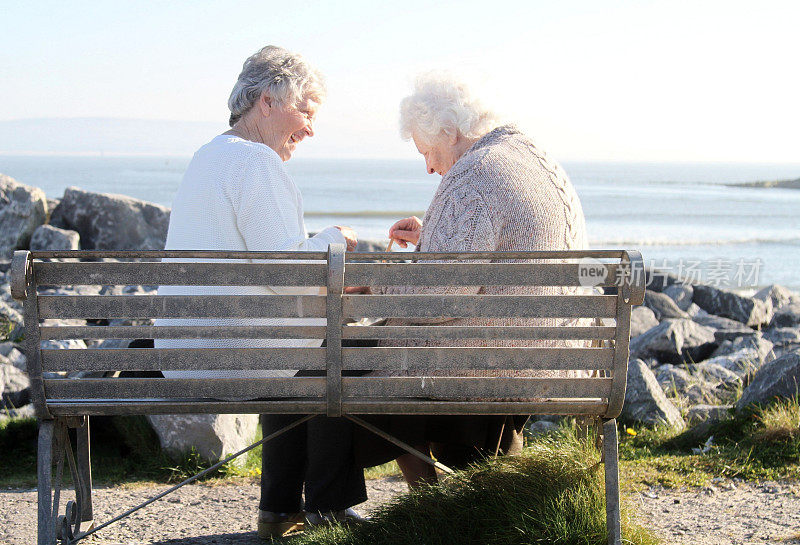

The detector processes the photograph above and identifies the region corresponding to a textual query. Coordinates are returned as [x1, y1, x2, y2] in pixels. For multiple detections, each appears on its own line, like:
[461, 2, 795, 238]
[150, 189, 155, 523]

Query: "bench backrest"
[12, 247, 645, 420]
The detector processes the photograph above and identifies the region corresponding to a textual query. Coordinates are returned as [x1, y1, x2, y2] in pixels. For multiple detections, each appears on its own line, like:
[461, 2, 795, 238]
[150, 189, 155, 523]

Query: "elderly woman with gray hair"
[358, 73, 589, 487]
[156, 45, 363, 538]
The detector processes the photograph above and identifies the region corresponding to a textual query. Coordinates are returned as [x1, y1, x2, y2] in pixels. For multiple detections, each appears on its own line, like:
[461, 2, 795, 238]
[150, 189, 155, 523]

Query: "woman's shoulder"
[200, 135, 283, 166]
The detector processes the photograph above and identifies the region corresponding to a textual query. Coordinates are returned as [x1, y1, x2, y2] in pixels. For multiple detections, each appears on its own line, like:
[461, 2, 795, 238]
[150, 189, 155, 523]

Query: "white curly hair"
[399, 72, 499, 143]
[227, 45, 326, 127]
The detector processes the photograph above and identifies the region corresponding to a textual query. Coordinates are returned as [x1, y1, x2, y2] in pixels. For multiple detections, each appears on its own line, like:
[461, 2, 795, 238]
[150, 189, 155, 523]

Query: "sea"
[1, 155, 798, 291]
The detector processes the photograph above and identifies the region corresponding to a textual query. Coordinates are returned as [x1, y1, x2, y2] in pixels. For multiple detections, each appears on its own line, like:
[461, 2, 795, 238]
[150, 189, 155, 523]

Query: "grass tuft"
[288, 431, 658, 545]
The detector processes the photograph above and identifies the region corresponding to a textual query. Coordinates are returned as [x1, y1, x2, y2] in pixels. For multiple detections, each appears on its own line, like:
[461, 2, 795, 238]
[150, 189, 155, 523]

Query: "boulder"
[147, 414, 259, 464]
[644, 269, 682, 292]
[754, 285, 800, 311]
[0, 174, 48, 258]
[0, 345, 26, 372]
[29, 224, 80, 251]
[686, 404, 733, 425]
[663, 283, 694, 311]
[711, 335, 774, 364]
[50, 186, 170, 250]
[644, 291, 690, 320]
[770, 302, 800, 328]
[737, 350, 800, 411]
[691, 312, 756, 343]
[622, 358, 685, 429]
[692, 284, 772, 327]
[685, 303, 705, 318]
[1, 358, 30, 409]
[0, 300, 23, 341]
[655, 364, 717, 403]
[630, 306, 659, 338]
[629, 319, 717, 364]
[690, 362, 742, 391]
[763, 327, 800, 348]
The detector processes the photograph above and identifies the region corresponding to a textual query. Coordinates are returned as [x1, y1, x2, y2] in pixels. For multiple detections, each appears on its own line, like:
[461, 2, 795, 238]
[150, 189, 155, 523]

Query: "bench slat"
[40, 325, 329, 340]
[342, 325, 616, 341]
[41, 348, 326, 371]
[35, 261, 327, 286]
[46, 400, 607, 416]
[343, 347, 613, 371]
[343, 377, 612, 399]
[344, 295, 617, 318]
[39, 324, 616, 341]
[345, 263, 620, 287]
[44, 377, 326, 399]
[40, 346, 612, 372]
[37, 295, 327, 319]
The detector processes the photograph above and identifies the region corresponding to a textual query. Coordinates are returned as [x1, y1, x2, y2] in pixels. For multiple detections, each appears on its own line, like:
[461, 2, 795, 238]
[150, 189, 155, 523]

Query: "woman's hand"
[335, 226, 358, 251]
[388, 216, 422, 248]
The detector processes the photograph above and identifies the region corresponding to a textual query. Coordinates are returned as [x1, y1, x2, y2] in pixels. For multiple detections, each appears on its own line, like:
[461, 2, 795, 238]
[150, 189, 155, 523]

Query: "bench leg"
[602, 419, 622, 545]
[38, 420, 56, 545]
[76, 417, 94, 526]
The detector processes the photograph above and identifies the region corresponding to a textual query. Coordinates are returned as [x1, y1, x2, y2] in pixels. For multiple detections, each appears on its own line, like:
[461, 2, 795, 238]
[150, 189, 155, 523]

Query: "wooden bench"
[12, 246, 645, 545]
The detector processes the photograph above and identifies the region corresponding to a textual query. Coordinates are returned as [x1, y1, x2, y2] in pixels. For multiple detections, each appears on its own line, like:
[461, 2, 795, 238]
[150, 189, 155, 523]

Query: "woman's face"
[264, 96, 318, 161]
[412, 132, 457, 176]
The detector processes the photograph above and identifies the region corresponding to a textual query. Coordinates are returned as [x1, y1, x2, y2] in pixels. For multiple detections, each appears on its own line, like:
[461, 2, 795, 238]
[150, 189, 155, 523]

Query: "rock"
[29, 224, 80, 251]
[0, 174, 48, 258]
[644, 269, 682, 292]
[0, 346, 26, 372]
[622, 358, 685, 429]
[654, 364, 717, 403]
[630, 306, 659, 338]
[709, 335, 774, 377]
[1, 358, 30, 409]
[629, 319, 717, 364]
[46, 198, 61, 219]
[644, 291, 690, 320]
[692, 284, 772, 327]
[526, 420, 559, 437]
[355, 239, 383, 252]
[147, 414, 258, 464]
[50, 186, 170, 250]
[763, 327, 800, 348]
[663, 284, 694, 311]
[692, 312, 755, 342]
[754, 284, 800, 311]
[685, 303, 705, 318]
[770, 302, 800, 328]
[0, 300, 23, 341]
[690, 362, 742, 391]
[737, 350, 800, 411]
[686, 404, 733, 424]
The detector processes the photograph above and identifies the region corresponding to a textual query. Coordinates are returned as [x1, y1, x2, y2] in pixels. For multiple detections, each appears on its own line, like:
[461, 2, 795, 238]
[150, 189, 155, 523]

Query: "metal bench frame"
[12, 246, 645, 545]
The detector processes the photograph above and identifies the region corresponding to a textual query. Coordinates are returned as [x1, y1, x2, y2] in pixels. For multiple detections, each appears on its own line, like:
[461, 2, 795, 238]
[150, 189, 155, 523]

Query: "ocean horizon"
[1, 154, 798, 290]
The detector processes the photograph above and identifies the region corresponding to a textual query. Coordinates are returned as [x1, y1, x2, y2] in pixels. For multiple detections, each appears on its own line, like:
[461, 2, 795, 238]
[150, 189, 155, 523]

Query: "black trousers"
[259, 413, 367, 513]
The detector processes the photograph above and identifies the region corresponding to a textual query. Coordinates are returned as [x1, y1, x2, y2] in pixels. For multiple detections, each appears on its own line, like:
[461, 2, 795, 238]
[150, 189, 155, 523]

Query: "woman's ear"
[258, 92, 273, 117]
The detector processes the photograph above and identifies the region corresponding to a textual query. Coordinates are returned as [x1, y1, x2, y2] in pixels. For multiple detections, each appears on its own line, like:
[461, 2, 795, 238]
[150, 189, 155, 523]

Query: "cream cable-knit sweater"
[376, 124, 590, 378]
[155, 135, 345, 379]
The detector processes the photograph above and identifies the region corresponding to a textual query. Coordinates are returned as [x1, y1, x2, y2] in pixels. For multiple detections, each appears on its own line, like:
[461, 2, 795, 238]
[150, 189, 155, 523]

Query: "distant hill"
[728, 178, 800, 189]
[0, 118, 226, 155]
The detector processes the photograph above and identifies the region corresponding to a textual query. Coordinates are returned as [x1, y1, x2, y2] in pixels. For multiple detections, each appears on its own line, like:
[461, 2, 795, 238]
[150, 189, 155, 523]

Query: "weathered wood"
[342, 325, 617, 341]
[44, 377, 326, 400]
[11, 250, 29, 300]
[31, 250, 328, 260]
[344, 294, 617, 319]
[345, 262, 620, 287]
[35, 261, 327, 286]
[341, 347, 614, 371]
[603, 419, 622, 545]
[37, 420, 55, 545]
[37, 294, 326, 319]
[605, 252, 637, 419]
[346, 250, 626, 260]
[75, 419, 93, 523]
[326, 244, 345, 417]
[21, 252, 51, 420]
[342, 376, 613, 400]
[40, 325, 328, 340]
[45, 399, 606, 416]
[41, 348, 327, 372]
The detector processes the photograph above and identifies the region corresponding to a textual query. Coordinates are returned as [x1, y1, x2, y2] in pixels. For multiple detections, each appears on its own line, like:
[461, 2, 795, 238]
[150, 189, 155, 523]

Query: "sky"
[1, 0, 798, 161]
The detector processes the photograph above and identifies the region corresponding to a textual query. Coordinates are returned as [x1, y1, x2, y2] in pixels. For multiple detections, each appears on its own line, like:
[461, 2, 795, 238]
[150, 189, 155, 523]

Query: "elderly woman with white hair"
[155, 45, 364, 538]
[357, 73, 589, 487]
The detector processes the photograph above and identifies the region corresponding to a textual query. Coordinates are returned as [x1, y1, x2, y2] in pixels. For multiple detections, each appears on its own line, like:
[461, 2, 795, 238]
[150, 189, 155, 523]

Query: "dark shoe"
[305, 507, 367, 527]
[257, 510, 305, 539]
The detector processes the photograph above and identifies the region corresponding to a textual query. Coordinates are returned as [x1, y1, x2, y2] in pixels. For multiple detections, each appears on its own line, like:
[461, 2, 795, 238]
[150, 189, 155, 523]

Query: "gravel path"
[2, 478, 799, 544]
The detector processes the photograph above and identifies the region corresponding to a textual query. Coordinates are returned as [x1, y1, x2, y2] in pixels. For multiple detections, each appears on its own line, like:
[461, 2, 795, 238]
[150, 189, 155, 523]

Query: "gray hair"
[399, 72, 499, 143]
[227, 45, 326, 127]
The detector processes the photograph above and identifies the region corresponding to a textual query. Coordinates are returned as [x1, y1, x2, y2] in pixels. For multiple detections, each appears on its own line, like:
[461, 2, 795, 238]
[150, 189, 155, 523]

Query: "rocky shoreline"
[1, 172, 800, 460]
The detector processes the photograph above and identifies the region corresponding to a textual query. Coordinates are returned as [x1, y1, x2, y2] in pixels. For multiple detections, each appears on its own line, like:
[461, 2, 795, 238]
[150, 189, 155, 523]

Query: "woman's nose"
[305, 121, 315, 138]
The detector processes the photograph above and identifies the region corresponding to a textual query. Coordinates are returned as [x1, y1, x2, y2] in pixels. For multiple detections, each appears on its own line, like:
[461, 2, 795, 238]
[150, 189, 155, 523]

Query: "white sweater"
[155, 135, 345, 379]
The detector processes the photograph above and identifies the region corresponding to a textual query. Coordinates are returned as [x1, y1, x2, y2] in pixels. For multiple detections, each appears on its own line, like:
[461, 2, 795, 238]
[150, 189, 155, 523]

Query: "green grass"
[284, 432, 657, 545]
[619, 397, 800, 488]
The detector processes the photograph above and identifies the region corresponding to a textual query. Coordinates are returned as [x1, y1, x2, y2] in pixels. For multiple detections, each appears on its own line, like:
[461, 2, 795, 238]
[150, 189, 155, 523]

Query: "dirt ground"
[2, 477, 799, 544]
